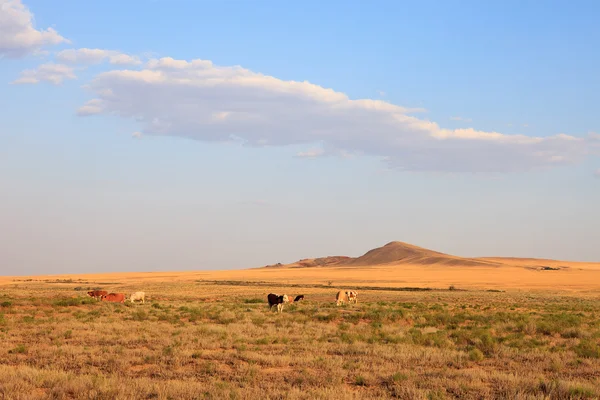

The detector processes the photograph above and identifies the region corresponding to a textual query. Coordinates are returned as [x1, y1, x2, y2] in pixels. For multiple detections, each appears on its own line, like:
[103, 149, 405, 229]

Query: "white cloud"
[132, 131, 143, 139]
[450, 116, 473, 122]
[56, 48, 141, 65]
[75, 57, 595, 173]
[11, 62, 75, 84]
[595, 169, 600, 178]
[76, 98, 104, 115]
[109, 53, 141, 65]
[0, 0, 68, 58]
[296, 148, 325, 158]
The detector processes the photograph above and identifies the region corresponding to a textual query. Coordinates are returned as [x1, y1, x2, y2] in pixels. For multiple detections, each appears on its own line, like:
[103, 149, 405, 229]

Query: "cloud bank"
[2, 3, 596, 174]
[56, 48, 141, 66]
[76, 57, 594, 173]
[0, 0, 67, 58]
[11, 62, 75, 84]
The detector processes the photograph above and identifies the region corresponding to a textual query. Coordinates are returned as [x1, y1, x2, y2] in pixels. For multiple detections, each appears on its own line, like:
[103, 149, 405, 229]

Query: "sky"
[1, 0, 599, 276]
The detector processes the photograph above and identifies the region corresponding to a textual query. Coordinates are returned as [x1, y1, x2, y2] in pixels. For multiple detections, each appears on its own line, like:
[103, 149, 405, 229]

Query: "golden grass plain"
[1, 258, 600, 399]
[3, 256, 600, 292]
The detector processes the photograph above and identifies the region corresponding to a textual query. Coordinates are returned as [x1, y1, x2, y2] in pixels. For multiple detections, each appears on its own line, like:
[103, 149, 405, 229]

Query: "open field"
[1, 272, 600, 399]
[3, 261, 600, 292]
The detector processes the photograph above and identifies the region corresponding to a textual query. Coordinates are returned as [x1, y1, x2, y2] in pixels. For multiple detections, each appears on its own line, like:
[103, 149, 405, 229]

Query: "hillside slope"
[345, 241, 501, 267]
[262, 241, 504, 269]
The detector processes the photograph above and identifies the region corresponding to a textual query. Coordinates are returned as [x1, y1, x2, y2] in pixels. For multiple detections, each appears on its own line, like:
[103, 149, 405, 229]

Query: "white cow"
[336, 290, 358, 306]
[129, 291, 145, 304]
[347, 290, 358, 304]
[277, 294, 290, 313]
[336, 290, 348, 306]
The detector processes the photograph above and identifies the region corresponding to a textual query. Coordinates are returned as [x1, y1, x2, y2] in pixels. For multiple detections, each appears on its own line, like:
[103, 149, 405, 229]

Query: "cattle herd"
[267, 290, 358, 313]
[87, 290, 145, 304]
[86, 289, 356, 313]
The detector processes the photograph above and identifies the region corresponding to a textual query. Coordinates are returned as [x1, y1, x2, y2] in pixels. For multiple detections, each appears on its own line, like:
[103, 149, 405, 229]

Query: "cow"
[293, 295, 304, 302]
[336, 290, 358, 306]
[129, 291, 145, 304]
[100, 293, 126, 303]
[87, 290, 108, 301]
[267, 293, 289, 313]
[336, 290, 348, 306]
[347, 290, 358, 304]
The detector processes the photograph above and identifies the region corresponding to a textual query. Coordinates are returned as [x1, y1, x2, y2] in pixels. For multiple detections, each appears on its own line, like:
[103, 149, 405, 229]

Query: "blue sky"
[1, 0, 598, 275]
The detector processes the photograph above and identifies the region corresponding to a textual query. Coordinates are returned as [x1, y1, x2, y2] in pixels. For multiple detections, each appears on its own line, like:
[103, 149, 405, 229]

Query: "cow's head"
[87, 291, 94, 297]
[282, 294, 289, 303]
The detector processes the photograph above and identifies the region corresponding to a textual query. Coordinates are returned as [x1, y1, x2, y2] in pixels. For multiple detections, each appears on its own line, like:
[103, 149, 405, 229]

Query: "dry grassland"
[1, 271, 600, 399]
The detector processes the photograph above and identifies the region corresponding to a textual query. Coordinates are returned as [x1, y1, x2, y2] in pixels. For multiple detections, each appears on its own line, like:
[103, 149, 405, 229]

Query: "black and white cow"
[267, 293, 289, 313]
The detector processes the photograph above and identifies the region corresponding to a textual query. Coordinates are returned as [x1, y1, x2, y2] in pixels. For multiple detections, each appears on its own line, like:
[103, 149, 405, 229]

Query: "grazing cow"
[347, 290, 358, 304]
[336, 290, 348, 306]
[101, 293, 126, 303]
[336, 290, 358, 306]
[293, 295, 304, 302]
[129, 291, 145, 304]
[87, 290, 108, 301]
[267, 293, 290, 313]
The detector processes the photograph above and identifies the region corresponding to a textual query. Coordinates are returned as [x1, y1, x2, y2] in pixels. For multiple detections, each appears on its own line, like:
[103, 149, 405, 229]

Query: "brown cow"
[101, 293, 126, 303]
[87, 290, 108, 301]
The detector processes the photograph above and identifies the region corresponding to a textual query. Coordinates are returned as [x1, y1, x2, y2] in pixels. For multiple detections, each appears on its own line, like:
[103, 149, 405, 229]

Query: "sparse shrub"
[573, 339, 600, 359]
[216, 310, 236, 324]
[131, 310, 149, 321]
[162, 345, 175, 356]
[53, 297, 95, 307]
[315, 312, 336, 322]
[390, 372, 408, 383]
[64, 330, 72, 339]
[568, 385, 597, 398]
[370, 320, 382, 329]
[234, 343, 247, 352]
[255, 337, 270, 345]
[561, 328, 584, 339]
[343, 312, 362, 324]
[201, 361, 217, 376]
[0, 301, 12, 308]
[469, 348, 484, 361]
[243, 298, 263, 304]
[8, 344, 27, 354]
[427, 390, 447, 400]
[354, 375, 368, 386]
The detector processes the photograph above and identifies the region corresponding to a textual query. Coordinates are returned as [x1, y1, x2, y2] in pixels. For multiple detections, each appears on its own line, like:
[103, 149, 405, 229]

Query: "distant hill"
[345, 241, 500, 267]
[262, 241, 504, 269]
[264, 256, 352, 269]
